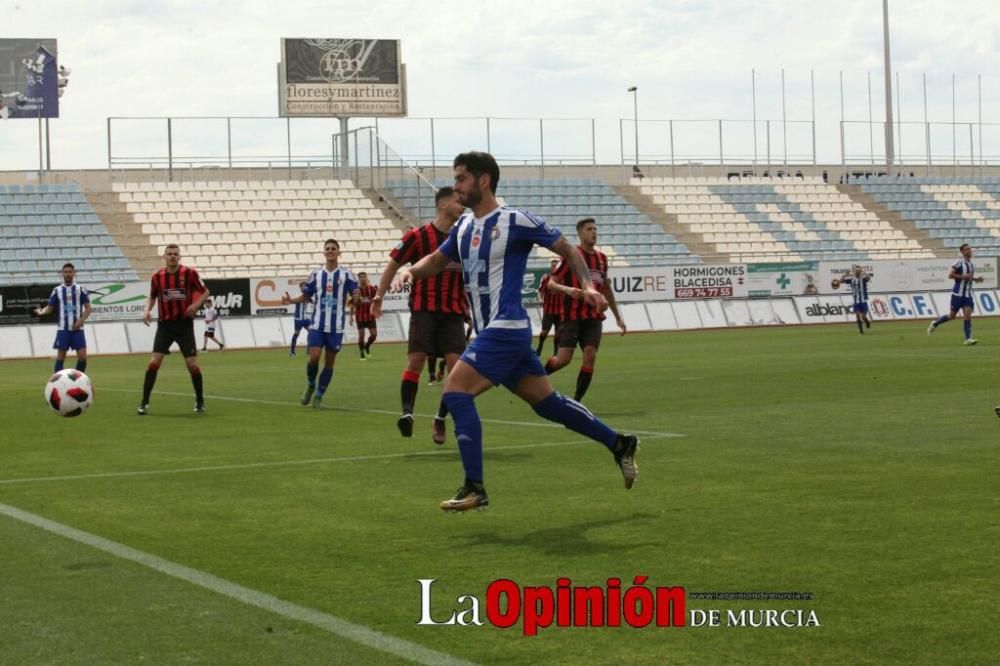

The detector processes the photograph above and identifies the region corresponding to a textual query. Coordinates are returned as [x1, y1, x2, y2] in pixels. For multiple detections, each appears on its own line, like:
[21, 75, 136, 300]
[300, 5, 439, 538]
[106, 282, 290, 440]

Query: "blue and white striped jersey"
[47, 283, 90, 331]
[439, 206, 562, 333]
[302, 266, 358, 334]
[842, 275, 870, 305]
[951, 258, 975, 297]
[293, 292, 314, 321]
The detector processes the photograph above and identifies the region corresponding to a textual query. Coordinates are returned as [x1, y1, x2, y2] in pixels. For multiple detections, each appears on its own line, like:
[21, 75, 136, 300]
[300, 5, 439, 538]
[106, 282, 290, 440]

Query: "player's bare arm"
[33, 304, 53, 317]
[552, 237, 607, 311]
[546, 272, 584, 300]
[947, 268, 976, 282]
[282, 291, 308, 305]
[372, 258, 404, 318]
[185, 288, 210, 319]
[603, 281, 627, 335]
[73, 303, 93, 330]
[401, 250, 451, 283]
[142, 293, 156, 325]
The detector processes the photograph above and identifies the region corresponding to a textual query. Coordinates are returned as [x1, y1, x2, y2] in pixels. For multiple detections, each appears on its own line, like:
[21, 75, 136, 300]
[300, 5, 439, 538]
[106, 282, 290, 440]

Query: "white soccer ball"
[44, 369, 94, 417]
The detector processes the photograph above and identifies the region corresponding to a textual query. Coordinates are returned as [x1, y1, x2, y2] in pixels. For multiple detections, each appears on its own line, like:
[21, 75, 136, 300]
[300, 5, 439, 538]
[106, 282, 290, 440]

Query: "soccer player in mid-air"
[201, 298, 225, 351]
[927, 243, 983, 345]
[397, 151, 639, 511]
[535, 258, 562, 357]
[838, 265, 872, 334]
[352, 271, 378, 360]
[289, 281, 313, 356]
[33, 262, 92, 373]
[372, 186, 468, 446]
[543, 218, 626, 402]
[281, 239, 359, 409]
[138, 244, 209, 414]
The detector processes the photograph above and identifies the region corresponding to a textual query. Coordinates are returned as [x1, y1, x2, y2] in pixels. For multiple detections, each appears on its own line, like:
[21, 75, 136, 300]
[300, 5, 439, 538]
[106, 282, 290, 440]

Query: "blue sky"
[1, 0, 998, 171]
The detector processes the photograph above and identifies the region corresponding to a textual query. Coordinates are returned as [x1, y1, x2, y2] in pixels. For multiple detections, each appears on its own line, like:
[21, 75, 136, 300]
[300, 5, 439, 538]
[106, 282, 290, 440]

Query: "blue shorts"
[950, 295, 974, 312]
[294, 318, 311, 331]
[307, 329, 343, 352]
[53, 330, 86, 351]
[460, 326, 545, 391]
[852, 302, 869, 314]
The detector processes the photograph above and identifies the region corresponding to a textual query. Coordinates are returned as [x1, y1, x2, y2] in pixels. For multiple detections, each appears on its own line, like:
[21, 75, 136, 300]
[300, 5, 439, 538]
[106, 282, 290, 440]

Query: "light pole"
[882, 0, 895, 170]
[627, 86, 638, 167]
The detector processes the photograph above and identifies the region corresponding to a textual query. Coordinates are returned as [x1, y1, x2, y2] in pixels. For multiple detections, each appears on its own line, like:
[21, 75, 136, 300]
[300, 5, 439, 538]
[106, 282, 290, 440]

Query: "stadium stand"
[382, 177, 699, 267]
[854, 176, 1000, 251]
[631, 176, 931, 264]
[113, 179, 405, 278]
[0, 182, 139, 285]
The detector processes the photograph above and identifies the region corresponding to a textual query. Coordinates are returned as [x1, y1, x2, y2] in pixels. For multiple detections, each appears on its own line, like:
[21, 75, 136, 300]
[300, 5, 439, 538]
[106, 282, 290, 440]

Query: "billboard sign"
[746, 261, 821, 297]
[820, 258, 998, 295]
[280, 38, 406, 117]
[0, 39, 58, 119]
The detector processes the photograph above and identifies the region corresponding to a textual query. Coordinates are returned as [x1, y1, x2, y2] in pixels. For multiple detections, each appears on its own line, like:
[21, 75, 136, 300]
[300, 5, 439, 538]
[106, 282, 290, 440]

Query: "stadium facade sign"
[199, 279, 251, 317]
[608, 265, 747, 301]
[0, 39, 59, 119]
[83, 281, 150, 321]
[745, 261, 820, 297]
[819, 258, 998, 295]
[280, 38, 406, 117]
[0, 284, 57, 324]
[250, 275, 410, 315]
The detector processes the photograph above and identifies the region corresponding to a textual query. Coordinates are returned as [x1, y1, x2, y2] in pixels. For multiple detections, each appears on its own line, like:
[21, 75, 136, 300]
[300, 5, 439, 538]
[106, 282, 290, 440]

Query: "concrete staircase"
[361, 188, 416, 232]
[837, 185, 949, 258]
[83, 191, 160, 277]
[613, 184, 726, 262]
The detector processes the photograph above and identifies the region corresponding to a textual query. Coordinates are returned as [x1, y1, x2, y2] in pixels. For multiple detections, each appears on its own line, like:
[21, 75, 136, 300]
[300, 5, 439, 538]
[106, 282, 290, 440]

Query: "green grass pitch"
[1, 319, 998, 664]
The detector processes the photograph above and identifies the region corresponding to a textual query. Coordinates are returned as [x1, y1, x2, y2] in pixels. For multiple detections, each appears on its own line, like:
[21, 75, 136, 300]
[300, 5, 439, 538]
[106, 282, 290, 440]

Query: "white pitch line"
[0, 501, 474, 666]
[96, 386, 683, 438]
[0, 434, 676, 486]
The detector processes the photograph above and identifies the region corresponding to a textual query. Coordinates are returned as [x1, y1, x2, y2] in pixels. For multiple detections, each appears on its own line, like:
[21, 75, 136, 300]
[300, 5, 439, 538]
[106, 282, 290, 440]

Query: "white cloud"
[2, 0, 1000, 171]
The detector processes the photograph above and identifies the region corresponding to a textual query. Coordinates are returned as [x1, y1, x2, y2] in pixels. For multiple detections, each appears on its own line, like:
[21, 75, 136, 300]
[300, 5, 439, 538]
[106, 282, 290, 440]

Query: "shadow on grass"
[447, 512, 666, 556]
[400, 450, 538, 465]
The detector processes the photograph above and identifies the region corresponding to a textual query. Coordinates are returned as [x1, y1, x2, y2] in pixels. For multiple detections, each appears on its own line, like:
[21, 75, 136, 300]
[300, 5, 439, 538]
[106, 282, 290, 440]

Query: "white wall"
[5, 292, 1000, 359]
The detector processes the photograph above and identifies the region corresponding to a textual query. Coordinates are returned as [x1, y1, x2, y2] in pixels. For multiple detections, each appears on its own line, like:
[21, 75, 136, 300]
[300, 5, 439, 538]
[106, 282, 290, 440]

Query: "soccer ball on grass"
[45, 369, 94, 417]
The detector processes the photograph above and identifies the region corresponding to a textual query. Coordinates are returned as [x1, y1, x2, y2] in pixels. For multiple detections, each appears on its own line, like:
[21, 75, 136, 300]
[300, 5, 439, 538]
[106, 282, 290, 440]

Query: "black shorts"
[540, 313, 561, 332]
[408, 311, 466, 356]
[204, 329, 217, 338]
[558, 318, 603, 351]
[153, 319, 198, 357]
[356, 319, 377, 331]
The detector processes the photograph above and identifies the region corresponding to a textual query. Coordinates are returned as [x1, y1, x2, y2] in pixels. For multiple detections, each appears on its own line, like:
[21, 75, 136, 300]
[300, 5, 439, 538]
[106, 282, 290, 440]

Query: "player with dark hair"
[535, 258, 562, 357]
[543, 218, 626, 402]
[138, 244, 209, 414]
[289, 281, 313, 356]
[201, 297, 225, 350]
[372, 186, 467, 446]
[281, 239, 359, 409]
[397, 150, 638, 511]
[837, 265, 872, 334]
[33, 262, 92, 373]
[352, 271, 378, 359]
[927, 243, 984, 345]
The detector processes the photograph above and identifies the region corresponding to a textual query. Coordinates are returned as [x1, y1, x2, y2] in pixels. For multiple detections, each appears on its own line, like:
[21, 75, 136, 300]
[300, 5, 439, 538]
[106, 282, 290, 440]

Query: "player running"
[397, 151, 639, 512]
[927, 243, 983, 345]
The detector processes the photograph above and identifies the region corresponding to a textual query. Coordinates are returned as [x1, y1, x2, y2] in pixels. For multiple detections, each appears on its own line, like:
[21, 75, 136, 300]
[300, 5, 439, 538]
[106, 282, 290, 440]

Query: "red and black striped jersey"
[389, 222, 467, 314]
[553, 247, 608, 321]
[354, 284, 377, 322]
[538, 274, 563, 317]
[150, 265, 205, 322]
